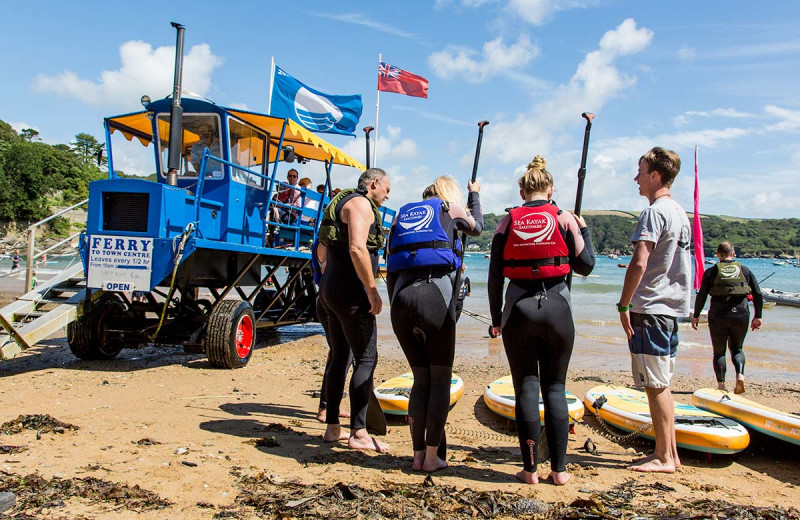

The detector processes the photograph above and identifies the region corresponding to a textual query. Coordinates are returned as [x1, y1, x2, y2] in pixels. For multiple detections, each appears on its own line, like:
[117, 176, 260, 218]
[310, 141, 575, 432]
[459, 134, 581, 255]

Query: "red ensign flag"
[378, 61, 429, 98]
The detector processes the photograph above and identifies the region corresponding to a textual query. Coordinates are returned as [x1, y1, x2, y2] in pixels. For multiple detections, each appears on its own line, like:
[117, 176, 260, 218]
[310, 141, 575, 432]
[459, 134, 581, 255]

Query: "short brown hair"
[639, 147, 681, 187]
[717, 241, 735, 257]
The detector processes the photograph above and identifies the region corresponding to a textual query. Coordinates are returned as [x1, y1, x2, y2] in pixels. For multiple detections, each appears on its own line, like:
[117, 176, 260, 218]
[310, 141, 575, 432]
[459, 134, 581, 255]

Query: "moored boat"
[761, 288, 800, 308]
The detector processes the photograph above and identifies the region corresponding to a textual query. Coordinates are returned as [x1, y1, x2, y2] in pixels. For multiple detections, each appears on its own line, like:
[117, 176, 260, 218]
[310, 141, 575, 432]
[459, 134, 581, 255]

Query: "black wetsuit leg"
[319, 248, 378, 431]
[709, 316, 748, 382]
[391, 278, 456, 454]
[502, 287, 574, 473]
[316, 298, 352, 411]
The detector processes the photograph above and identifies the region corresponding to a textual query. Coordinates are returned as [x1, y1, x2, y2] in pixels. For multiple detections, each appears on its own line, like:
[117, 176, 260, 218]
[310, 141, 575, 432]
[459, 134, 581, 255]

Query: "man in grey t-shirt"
[617, 147, 690, 474]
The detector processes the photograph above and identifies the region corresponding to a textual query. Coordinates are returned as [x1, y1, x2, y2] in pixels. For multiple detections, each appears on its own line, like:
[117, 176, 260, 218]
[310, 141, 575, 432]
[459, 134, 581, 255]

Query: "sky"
[2, 0, 799, 218]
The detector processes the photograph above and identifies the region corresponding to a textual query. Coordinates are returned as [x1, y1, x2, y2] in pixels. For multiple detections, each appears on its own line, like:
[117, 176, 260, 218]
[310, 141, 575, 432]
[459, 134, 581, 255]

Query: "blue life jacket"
[387, 199, 462, 273]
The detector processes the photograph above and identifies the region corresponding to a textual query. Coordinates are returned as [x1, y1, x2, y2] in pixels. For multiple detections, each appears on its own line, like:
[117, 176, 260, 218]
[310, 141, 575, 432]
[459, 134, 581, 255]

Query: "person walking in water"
[618, 147, 690, 473]
[386, 176, 483, 472]
[488, 156, 595, 485]
[317, 168, 391, 452]
[692, 241, 762, 394]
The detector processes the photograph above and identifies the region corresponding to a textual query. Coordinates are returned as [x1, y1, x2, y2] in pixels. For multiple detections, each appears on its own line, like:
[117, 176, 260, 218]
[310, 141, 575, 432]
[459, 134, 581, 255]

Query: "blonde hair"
[298, 177, 312, 188]
[518, 155, 553, 195]
[432, 175, 465, 209]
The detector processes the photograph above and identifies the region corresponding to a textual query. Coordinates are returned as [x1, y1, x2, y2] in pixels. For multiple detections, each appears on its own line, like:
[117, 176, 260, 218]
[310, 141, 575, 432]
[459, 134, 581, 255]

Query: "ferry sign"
[86, 235, 153, 292]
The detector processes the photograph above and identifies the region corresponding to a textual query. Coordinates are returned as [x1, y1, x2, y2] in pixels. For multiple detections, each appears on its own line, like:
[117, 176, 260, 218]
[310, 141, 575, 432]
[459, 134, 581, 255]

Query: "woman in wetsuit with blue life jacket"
[488, 156, 595, 485]
[386, 175, 483, 472]
[692, 241, 762, 394]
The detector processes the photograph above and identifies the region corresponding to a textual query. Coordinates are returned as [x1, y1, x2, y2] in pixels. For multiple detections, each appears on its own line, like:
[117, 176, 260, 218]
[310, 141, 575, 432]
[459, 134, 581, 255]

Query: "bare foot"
[734, 379, 745, 395]
[422, 456, 448, 473]
[412, 450, 425, 471]
[717, 382, 727, 391]
[550, 471, 571, 485]
[348, 430, 390, 452]
[631, 453, 655, 465]
[628, 457, 675, 473]
[323, 425, 349, 442]
[317, 408, 351, 423]
[515, 469, 539, 484]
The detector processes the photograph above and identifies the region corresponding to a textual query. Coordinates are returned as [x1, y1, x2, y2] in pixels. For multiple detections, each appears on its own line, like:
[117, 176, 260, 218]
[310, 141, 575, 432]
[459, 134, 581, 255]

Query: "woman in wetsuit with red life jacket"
[386, 176, 483, 472]
[488, 156, 595, 485]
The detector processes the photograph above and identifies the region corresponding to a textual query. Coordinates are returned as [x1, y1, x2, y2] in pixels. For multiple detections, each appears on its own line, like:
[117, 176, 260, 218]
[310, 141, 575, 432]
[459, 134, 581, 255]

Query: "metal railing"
[24, 199, 88, 291]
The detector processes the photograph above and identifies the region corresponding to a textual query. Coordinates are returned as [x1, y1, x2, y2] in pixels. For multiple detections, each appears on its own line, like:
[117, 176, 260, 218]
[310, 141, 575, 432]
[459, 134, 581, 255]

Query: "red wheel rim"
[235, 314, 254, 359]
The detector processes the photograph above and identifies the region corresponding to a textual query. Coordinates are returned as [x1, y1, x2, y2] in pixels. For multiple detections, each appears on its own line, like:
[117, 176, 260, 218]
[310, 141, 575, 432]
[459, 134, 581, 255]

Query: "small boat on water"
[761, 288, 800, 308]
[773, 261, 789, 266]
[608, 253, 618, 259]
[704, 259, 716, 265]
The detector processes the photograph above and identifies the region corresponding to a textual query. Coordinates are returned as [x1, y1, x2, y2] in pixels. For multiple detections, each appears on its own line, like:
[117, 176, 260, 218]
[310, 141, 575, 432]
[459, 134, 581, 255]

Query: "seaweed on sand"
[221, 473, 800, 520]
[0, 471, 171, 517]
[0, 415, 78, 436]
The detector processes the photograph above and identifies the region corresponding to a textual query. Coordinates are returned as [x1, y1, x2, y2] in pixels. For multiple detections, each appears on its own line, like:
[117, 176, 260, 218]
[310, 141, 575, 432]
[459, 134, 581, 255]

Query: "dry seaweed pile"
[215, 474, 800, 520]
[0, 445, 27, 454]
[0, 414, 78, 436]
[218, 472, 548, 519]
[550, 479, 800, 520]
[0, 471, 171, 517]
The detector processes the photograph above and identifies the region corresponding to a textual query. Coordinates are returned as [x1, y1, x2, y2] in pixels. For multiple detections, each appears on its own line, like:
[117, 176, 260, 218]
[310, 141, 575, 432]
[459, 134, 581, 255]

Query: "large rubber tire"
[67, 297, 124, 360]
[205, 300, 255, 369]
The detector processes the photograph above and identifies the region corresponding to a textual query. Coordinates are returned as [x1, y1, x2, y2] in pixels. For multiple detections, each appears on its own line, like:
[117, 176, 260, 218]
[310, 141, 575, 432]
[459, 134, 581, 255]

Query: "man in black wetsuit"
[317, 168, 391, 452]
[692, 241, 762, 394]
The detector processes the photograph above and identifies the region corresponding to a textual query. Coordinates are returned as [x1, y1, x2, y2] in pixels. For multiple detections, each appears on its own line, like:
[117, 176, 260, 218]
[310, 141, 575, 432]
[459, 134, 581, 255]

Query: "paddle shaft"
[568, 113, 595, 290]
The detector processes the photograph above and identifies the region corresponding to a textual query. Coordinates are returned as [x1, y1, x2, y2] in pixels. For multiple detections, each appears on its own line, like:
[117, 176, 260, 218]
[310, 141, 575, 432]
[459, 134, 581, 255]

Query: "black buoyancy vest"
[318, 187, 385, 253]
[709, 261, 750, 296]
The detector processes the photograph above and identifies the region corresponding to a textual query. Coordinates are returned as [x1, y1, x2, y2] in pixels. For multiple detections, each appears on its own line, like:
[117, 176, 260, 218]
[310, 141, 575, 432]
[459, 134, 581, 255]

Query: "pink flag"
[692, 146, 705, 290]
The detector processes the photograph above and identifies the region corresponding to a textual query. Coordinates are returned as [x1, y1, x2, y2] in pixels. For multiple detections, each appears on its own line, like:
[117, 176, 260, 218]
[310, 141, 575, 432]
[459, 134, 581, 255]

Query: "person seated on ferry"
[190, 121, 222, 176]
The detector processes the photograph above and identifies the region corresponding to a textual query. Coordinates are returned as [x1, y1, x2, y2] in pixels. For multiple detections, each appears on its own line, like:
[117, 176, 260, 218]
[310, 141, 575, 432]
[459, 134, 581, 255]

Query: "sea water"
[376, 256, 800, 383]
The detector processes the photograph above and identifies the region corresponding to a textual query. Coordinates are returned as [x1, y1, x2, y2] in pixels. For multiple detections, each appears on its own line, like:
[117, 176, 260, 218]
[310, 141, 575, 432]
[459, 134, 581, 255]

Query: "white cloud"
[9, 121, 39, 133]
[712, 40, 800, 59]
[33, 41, 223, 109]
[505, 0, 589, 25]
[310, 12, 419, 40]
[673, 108, 753, 126]
[764, 105, 800, 132]
[476, 18, 653, 174]
[677, 45, 696, 60]
[429, 35, 540, 82]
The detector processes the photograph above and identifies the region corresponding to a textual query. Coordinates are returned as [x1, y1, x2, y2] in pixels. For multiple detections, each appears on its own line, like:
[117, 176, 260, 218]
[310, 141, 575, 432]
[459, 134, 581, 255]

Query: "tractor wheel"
[205, 300, 255, 369]
[67, 296, 125, 360]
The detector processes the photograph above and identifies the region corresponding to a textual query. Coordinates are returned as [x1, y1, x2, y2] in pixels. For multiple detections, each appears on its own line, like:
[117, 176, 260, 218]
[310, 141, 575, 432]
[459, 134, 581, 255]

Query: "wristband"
[616, 302, 633, 312]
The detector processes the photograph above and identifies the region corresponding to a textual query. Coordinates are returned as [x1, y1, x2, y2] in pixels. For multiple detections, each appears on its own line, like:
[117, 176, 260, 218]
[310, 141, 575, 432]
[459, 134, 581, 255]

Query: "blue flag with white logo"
[269, 65, 362, 136]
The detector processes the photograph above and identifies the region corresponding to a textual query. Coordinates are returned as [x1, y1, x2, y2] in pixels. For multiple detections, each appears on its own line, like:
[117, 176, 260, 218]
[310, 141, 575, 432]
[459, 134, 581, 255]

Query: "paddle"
[451, 121, 489, 321]
[567, 112, 595, 290]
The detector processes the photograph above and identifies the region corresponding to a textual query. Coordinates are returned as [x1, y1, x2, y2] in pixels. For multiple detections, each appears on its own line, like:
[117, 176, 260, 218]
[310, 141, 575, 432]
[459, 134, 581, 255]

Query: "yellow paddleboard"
[692, 388, 800, 446]
[584, 384, 750, 454]
[483, 375, 585, 423]
[374, 372, 464, 416]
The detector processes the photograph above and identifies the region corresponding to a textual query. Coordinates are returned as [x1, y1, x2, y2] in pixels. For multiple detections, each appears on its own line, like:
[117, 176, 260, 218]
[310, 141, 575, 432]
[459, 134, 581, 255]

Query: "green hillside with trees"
[466, 212, 799, 257]
[1, 117, 798, 255]
[0, 119, 105, 225]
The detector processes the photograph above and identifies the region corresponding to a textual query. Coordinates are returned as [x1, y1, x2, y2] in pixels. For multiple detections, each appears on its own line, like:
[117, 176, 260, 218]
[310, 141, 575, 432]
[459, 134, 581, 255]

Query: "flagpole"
[374, 53, 381, 168]
[692, 145, 705, 291]
[267, 56, 275, 115]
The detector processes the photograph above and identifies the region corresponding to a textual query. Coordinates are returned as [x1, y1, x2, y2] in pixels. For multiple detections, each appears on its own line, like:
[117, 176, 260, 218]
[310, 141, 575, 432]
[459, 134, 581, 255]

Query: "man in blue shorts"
[617, 147, 691, 473]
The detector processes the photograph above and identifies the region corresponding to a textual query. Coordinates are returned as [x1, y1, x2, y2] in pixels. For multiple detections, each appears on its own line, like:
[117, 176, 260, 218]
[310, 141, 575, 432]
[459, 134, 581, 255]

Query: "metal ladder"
[0, 263, 89, 360]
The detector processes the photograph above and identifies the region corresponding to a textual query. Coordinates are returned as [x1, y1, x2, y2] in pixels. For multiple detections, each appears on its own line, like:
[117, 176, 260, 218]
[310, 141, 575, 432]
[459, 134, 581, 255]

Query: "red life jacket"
[502, 203, 570, 280]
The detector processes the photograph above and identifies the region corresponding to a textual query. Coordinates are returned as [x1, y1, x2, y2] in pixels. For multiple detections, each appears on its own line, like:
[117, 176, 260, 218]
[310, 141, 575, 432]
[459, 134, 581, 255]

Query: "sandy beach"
[1, 317, 799, 518]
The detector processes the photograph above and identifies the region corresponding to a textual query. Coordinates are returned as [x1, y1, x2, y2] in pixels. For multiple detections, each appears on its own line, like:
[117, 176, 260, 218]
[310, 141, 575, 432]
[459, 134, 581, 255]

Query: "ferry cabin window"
[228, 119, 266, 189]
[156, 114, 223, 179]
